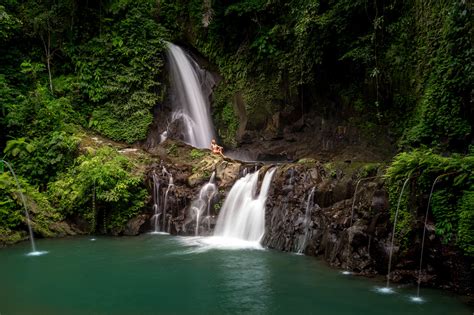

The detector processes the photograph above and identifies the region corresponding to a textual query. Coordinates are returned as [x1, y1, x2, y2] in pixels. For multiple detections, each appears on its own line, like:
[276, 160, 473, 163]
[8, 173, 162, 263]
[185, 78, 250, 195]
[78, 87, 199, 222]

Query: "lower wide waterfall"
[213, 168, 276, 242]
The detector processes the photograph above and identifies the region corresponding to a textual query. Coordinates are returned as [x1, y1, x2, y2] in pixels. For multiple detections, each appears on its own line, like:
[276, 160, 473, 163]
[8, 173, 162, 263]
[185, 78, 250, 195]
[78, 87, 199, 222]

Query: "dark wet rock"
[256, 152, 290, 162]
[259, 163, 473, 294]
[124, 214, 148, 236]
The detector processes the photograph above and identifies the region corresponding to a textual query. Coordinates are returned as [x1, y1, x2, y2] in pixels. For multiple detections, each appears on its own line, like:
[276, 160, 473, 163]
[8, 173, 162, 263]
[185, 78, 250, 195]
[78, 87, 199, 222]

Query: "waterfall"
[162, 174, 174, 233]
[191, 200, 204, 236]
[297, 187, 315, 254]
[190, 172, 217, 236]
[1, 160, 47, 256]
[151, 172, 162, 233]
[289, 168, 295, 185]
[214, 168, 276, 242]
[377, 177, 410, 294]
[200, 172, 217, 231]
[166, 42, 215, 148]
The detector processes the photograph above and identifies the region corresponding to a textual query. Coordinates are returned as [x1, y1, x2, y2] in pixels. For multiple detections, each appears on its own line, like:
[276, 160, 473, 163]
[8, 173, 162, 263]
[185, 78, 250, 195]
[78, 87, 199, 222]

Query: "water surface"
[0, 235, 471, 315]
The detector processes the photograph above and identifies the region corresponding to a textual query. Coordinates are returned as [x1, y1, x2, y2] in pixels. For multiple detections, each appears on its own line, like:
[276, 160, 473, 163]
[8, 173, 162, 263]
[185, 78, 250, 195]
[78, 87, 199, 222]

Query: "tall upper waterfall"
[214, 168, 276, 242]
[166, 42, 215, 148]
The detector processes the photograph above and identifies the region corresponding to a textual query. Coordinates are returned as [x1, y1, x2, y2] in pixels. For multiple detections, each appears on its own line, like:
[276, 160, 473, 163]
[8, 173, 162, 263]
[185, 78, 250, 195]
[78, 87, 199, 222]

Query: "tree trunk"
[41, 32, 54, 94]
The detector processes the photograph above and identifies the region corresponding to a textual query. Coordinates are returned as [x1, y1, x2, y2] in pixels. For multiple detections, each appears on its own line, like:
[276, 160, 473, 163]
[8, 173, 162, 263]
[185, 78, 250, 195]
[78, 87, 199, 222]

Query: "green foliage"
[4, 85, 80, 185]
[212, 84, 239, 146]
[0, 5, 21, 40]
[386, 149, 474, 255]
[3, 137, 35, 158]
[72, 1, 167, 143]
[458, 191, 474, 256]
[5, 85, 76, 138]
[20, 60, 45, 79]
[1, 0, 165, 239]
[389, 1, 472, 150]
[166, 143, 178, 156]
[431, 189, 457, 241]
[225, 0, 267, 16]
[89, 92, 155, 143]
[190, 149, 205, 160]
[0, 172, 23, 230]
[49, 147, 147, 232]
[0, 171, 60, 237]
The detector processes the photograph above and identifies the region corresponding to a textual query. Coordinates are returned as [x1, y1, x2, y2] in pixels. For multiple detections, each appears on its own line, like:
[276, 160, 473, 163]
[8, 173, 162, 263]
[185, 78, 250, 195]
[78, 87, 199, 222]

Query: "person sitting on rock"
[211, 139, 224, 157]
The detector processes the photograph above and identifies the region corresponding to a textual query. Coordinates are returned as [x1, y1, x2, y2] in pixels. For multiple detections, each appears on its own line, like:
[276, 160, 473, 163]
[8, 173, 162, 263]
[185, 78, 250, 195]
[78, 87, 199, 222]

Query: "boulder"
[124, 214, 148, 236]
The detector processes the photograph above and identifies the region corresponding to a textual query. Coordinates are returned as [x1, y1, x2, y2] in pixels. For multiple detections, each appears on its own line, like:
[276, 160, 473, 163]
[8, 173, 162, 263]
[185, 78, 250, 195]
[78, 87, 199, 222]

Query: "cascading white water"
[190, 172, 216, 236]
[166, 42, 215, 148]
[214, 168, 276, 242]
[200, 172, 217, 230]
[191, 200, 204, 236]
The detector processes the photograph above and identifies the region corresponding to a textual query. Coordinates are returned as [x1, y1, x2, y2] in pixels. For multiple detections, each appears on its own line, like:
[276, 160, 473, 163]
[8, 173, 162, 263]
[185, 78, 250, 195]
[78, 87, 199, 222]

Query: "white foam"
[374, 286, 396, 294]
[26, 251, 48, 257]
[175, 236, 264, 253]
[409, 296, 425, 303]
[149, 231, 169, 235]
[118, 148, 138, 153]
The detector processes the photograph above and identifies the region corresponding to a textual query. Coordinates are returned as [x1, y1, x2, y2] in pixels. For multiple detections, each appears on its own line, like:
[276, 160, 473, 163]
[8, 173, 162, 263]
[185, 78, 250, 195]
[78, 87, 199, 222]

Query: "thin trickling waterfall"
[162, 173, 174, 233]
[166, 42, 215, 148]
[289, 168, 295, 185]
[297, 187, 315, 254]
[379, 177, 410, 294]
[151, 172, 161, 233]
[214, 168, 276, 242]
[1, 160, 47, 256]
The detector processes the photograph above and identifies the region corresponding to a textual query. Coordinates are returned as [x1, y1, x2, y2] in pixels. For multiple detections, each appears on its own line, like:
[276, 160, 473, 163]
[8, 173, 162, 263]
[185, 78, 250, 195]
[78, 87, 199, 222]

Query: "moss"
[212, 83, 239, 147]
[297, 158, 317, 164]
[0, 228, 26, 246]
[385, 149, 474, 255]
[190, 149, 205, 160]
[323, 161, 384, 179]
[166, 143, 178, 156]
[0, 171, 62, 240]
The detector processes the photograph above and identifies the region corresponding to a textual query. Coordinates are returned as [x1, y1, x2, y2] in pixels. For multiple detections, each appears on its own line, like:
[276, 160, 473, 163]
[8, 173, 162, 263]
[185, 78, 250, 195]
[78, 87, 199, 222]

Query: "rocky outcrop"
[234, 111, 394, 162]
[143, 140, 257, 236]
[261, 163, 473, 294]
[140, 140, 472, 294]
[262, 163, 388, 272]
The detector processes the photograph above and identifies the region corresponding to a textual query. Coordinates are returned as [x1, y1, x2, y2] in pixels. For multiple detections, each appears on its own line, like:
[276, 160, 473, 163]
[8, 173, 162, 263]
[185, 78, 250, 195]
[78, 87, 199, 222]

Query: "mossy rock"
[298, 158, 317, 164]
[0, 229, 27, 247]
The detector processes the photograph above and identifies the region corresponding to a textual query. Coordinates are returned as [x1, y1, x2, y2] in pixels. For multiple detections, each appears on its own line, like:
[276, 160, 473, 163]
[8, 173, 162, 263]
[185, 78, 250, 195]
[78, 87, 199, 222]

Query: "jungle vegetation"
[0, 0, 472, 255]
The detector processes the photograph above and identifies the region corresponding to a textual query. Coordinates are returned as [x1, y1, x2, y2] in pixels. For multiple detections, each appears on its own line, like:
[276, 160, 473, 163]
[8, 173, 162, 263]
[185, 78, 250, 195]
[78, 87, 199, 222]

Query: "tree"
[20, 0, 74, 94]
